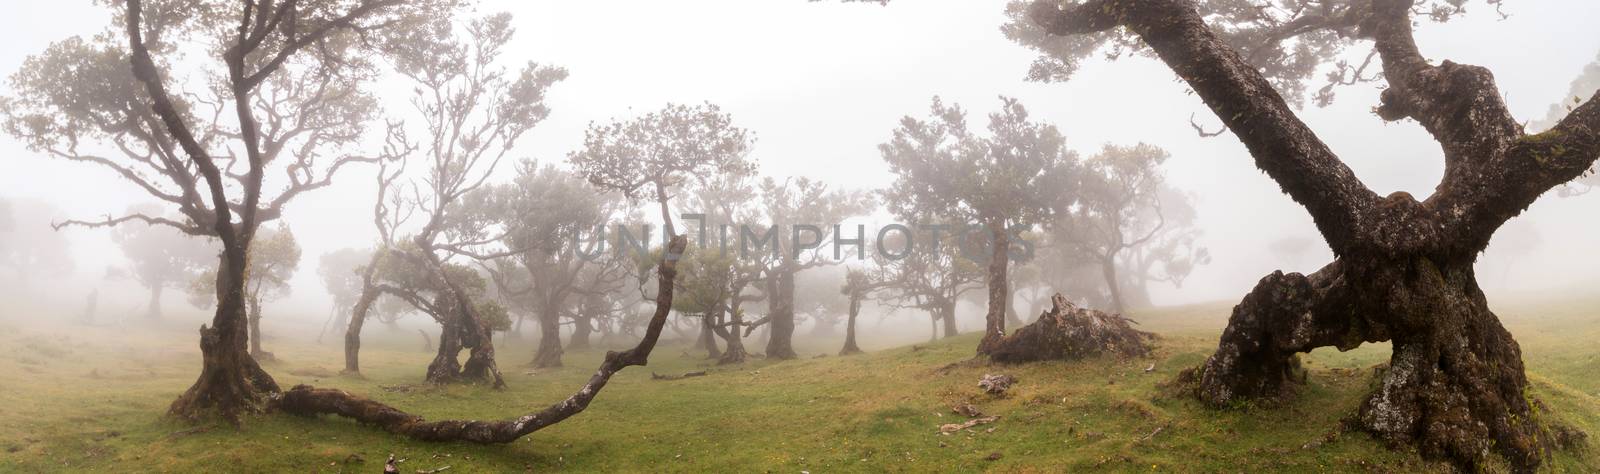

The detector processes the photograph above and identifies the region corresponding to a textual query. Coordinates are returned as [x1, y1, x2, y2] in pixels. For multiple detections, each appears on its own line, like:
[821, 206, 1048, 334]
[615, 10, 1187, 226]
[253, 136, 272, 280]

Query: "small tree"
[879, 96, 1076, 354]
[390, 11, 566, 386]
[113, 204, 215, 320]
[870, 221, 983, 341]
[748, 177, 871, 359]
[1051, 143, 1207, 313]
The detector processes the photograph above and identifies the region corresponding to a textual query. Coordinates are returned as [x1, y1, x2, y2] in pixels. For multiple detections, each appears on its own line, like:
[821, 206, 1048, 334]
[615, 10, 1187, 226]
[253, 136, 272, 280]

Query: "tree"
[569, 102, 757, 239]
[1051, 143, 1208, 313]
[113, 204, 214, 320]
[869, 221, 983, 341]
[317, 247, 371, 342]
[1, 0, 428, 421]
[879, 96, 1076, 355]
[473, 162, 623, 368]
[1022, 0, 1600, 469]
[189, 225, 300, 362]
[0, 197, 75, 284]
[749, 177, 871, 359]
[1535, 52, 1600, 197]
[278, 236, 692, 443]
[390, 11, 567, 386]
[838, 268, 884, 356]
[683, 173, 768, 364]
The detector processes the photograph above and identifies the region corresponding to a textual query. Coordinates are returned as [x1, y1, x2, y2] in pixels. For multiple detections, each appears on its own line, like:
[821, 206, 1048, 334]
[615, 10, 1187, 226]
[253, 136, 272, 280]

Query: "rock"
[979, 374, 1016, 395]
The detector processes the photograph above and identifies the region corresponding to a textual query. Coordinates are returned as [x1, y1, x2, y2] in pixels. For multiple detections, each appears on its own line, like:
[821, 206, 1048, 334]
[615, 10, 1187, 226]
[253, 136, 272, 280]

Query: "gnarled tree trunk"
[765, 267, 798, 360]
[976, 222, 1010, 354]
[839, 289, 863, 356]
[699, 313, 722, 359]
[531, 306, 563, 368]
[1028, 0, 1600, 469]
[342, 286, 379, 375]
[716, 305, 749, 365]
[168, 251, 279, 423]
[569, 313, 593, 351]
[247, 295, 274, 362]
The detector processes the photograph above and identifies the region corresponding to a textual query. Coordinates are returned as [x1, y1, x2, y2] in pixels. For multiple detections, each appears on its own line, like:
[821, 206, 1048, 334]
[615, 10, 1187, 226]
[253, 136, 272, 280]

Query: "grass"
[1, 294, 1598, 473]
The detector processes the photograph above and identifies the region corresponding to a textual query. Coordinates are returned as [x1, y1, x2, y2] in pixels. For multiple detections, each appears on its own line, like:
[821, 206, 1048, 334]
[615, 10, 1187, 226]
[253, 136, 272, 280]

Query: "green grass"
[2, 295, 1598, 473]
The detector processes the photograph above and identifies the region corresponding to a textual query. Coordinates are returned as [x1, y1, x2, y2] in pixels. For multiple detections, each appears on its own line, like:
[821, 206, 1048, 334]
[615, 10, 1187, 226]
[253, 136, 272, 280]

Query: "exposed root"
[987, 294, 1155, 364]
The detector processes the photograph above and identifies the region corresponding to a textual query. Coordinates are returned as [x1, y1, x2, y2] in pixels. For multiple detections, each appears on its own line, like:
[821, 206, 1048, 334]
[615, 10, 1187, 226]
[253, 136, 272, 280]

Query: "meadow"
[3, 293, 1598, 473]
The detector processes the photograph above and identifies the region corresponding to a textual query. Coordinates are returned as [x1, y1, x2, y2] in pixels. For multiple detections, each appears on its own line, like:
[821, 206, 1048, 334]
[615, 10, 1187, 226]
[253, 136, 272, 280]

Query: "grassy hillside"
[2, 296, 1598, 472]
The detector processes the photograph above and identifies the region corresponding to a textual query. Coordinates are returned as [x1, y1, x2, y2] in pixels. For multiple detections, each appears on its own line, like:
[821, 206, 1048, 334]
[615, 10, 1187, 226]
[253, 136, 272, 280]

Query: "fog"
[2, 0, 1598, 351]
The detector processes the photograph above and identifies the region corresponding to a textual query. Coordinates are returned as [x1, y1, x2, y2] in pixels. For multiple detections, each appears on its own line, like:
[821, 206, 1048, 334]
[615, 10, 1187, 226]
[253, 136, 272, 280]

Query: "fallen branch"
[939, 415, 1000, 433]
[651, 370, 707, 381]
[275, 236, 689, 443]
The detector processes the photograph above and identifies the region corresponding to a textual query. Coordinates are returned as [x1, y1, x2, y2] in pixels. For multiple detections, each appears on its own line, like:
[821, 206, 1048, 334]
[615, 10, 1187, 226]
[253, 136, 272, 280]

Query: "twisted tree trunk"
[247, 295, 274, 362]
[839, 289, 863, 356]
[715, 305, 749, 365]
[276, 236, 689, 442]
[765, 267, 798, 360]
[699, 313, 722, 359]
[342, 288, 378, 375]
[1028, 0, 1600, 469]
[939, 300, 958, 338]
[569, 313, 593, 351]
[531, 305, 563, 368]
[168, 251, 279, 422]
[976, 222, 1010, 355]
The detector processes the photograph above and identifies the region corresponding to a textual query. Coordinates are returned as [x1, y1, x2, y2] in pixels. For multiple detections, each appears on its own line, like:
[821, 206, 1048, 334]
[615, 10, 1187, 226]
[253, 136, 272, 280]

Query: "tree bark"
[146, 284, 163, 320]
[715, 305, 748, 365]
[699, 313, 722, 359]
[275, 236, 689, 443]
[1100, 256, 1125, 314]
[167, 253, 279, 423]
[531, 305, 563, 368]
[1026, 0, 1600, 469]
[940, 301, 958, 338]
[569, 314, 593, 351]
[765, 265, 798, 360]
[976, 223, 1010, 355]
[839, 290, 863, 356]
[247, 295, 274, 362]
[342, 262, 382, 376]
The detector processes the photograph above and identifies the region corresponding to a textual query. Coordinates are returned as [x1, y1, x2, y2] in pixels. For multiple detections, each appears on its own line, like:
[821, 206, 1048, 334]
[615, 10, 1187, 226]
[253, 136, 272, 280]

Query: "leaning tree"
[1019, 0, 1600, 469]
[879, 96, 1076, 355]
[1, 0, 433, 421]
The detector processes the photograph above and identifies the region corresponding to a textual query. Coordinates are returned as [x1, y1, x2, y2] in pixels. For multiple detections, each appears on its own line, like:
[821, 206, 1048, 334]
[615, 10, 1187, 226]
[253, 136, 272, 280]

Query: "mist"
[2, 0, 1599, 471]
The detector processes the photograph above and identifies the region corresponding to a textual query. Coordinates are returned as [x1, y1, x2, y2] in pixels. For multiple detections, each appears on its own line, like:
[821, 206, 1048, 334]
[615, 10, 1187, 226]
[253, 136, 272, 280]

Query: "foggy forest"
[1, 0, 1598, 472]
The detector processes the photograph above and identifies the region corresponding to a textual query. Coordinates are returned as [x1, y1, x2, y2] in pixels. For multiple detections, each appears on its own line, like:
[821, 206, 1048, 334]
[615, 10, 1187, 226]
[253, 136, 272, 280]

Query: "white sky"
[2, 0, 1599, 320]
